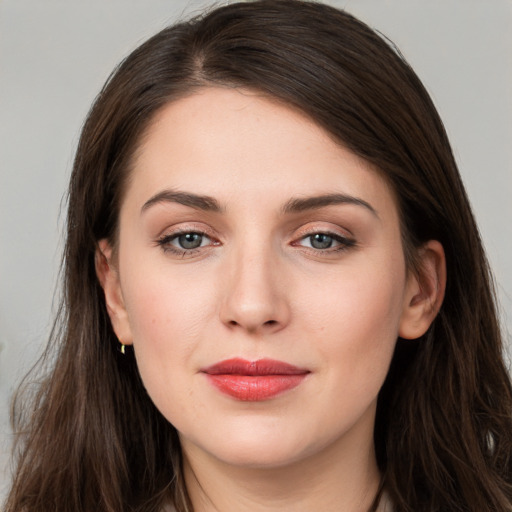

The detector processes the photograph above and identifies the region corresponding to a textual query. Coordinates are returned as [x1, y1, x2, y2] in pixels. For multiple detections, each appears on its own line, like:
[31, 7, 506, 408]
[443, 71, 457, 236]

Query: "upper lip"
[201, 358, 310, 376]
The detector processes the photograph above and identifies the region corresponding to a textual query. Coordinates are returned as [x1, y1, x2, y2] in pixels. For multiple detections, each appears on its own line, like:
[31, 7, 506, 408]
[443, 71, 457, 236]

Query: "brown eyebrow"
[281, 193, 379, 218]
[141, 189, 223, 214]
[141, 190, 377, 218]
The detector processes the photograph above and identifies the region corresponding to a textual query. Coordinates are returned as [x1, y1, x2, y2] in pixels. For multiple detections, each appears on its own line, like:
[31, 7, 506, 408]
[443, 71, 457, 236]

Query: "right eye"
[172, 232, 209, 249]
[301, 233, 338, 250]
[156, 230, 216, 255]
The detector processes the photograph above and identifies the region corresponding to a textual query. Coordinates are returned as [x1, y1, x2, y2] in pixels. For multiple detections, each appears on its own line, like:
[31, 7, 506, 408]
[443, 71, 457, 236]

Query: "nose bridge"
[220, 232, 289, 333]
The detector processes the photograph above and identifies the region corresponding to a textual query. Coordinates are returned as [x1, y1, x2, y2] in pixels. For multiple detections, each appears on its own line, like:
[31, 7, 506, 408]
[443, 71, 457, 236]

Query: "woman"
[5, 1, 512, 511]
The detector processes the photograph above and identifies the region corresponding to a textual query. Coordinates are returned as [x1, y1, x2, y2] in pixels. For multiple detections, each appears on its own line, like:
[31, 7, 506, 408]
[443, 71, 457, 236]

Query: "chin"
[212, 440, 309, 469]
[180, 416, 335, 471]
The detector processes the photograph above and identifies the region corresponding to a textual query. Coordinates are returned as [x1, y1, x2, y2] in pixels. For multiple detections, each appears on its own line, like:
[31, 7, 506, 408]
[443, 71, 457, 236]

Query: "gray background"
[1, 0, 511, 498]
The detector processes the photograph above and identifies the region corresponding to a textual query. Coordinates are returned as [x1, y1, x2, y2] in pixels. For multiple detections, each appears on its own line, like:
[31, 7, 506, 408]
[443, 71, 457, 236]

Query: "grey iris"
[310, 233, 333, 249]
[178, 233, 203, 249]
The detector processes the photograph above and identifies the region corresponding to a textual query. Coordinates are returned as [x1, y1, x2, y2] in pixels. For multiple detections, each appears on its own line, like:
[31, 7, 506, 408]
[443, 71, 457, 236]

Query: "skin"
[97, 87, 445, 512]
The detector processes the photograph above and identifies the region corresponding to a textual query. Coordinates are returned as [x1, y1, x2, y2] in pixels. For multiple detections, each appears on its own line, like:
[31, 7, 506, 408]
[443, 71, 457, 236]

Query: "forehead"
[126, 87, 397, 217]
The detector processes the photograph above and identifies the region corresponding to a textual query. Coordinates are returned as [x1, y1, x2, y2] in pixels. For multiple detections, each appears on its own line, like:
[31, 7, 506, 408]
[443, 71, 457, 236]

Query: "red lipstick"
[201, 358, 309, 401]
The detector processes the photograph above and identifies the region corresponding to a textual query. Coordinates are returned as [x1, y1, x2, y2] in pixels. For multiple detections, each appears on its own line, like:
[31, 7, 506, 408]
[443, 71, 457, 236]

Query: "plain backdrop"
[1, 0, 511, 498]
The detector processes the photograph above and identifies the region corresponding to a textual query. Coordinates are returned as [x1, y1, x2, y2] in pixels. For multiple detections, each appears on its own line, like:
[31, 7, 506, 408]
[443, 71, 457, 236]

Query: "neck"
[181, 412, 382, 512]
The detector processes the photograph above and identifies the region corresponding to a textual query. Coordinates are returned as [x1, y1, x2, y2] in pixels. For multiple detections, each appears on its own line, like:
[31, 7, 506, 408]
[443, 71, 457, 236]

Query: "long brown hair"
[6, 1, 512, 511]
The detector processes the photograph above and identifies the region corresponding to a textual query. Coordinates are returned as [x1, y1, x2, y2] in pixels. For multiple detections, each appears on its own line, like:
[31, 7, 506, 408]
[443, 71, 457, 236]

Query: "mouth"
[201, 358, 310, 401]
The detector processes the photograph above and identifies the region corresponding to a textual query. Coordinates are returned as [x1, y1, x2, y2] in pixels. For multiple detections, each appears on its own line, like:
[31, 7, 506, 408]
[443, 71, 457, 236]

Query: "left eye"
[298, 233, 351, 250]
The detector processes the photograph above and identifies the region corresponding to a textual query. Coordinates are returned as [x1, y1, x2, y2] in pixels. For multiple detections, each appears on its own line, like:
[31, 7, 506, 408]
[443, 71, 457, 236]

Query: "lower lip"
[205, 374, 307, 401]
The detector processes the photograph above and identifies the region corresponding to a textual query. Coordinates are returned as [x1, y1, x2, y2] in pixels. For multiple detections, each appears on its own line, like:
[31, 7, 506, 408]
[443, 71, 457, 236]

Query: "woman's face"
[101, 87, 422, 470]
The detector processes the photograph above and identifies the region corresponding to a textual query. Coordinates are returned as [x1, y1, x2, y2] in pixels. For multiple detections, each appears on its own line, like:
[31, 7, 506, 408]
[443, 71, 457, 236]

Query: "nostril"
[226, 319, 278, 330]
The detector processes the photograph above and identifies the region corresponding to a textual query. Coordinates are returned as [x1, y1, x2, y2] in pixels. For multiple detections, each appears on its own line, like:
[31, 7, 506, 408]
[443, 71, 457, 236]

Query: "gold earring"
[119, 343, 126, 355]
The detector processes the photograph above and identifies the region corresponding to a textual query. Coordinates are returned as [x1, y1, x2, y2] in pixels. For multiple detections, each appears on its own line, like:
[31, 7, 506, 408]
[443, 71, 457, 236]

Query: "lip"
[201, 358, 310, 401]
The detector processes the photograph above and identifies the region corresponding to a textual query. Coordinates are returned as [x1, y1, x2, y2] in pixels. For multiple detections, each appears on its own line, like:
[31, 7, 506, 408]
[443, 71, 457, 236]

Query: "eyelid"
[291, 222, 354, 240]
[290, 223, 357, 252]
[294, 231, 354, 246]
[296, 232, 355, 250]
[154, 223, 221, 257]
[165, 231, 212, 248]
[154, 221, 217, 239]
[153, 221, 357, 257]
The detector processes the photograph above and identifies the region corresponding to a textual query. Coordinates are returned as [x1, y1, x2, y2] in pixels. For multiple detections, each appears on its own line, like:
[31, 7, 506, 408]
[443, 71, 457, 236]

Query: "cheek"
[119, 259, 219, 402]
[303, 253, 405, 329]
[126, 279, 203, 347]
[282, 264, 405, 449]
[299, 255, 406, 384]
[123, 276, 215, 429]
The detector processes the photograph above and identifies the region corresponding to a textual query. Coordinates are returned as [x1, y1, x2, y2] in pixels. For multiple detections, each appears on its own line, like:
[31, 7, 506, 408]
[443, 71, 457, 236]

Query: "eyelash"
[155, 229, 356, 257]
[293, 231, 356, 254]
[156, 230, 217, 257]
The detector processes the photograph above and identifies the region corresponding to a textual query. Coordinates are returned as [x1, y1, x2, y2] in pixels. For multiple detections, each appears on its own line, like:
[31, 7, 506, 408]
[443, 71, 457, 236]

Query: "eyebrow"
[281, 193, 379, 218]
[141, 189, 223, 214]
[141, 189, 378, 218]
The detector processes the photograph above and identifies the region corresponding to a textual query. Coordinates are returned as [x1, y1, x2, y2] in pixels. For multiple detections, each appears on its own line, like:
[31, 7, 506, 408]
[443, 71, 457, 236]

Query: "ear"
[399, 240, 446, 340]
[95, 239, 133, 345]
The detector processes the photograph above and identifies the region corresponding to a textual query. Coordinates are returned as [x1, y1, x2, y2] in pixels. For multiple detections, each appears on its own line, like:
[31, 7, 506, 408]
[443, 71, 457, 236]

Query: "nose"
[219, 245, 291, 335]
